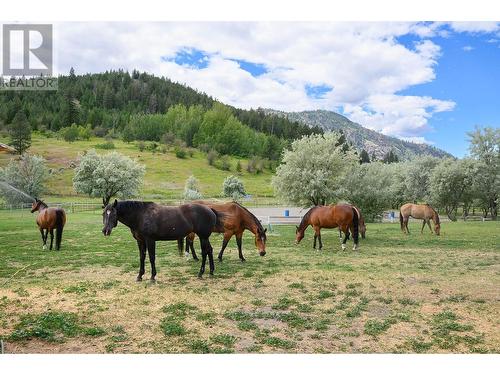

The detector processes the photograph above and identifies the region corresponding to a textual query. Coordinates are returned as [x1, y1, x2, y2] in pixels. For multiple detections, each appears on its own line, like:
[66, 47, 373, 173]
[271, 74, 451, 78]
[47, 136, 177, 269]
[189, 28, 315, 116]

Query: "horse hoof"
[136, 277, 143, 282]
[218, 257, 223, 263]
[149, 279, 156, 284]
[193, 257, 199, 262]
[197, 273, 203, 279]
[341, 244, 346, 251]
[240, 258, 246, 262]
[42, 245, 47, 250]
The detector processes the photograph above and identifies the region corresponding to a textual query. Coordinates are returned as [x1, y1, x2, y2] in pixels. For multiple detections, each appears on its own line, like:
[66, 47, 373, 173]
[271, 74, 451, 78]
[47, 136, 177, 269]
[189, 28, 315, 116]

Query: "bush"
[78, 125, 92, 140]
[247, 156, 264, 174]
[236, 160, 242, 173]
[60, 124, 80, 142]
[137, 141, 146, 152]
[147, 142, 158, 153]
[160, 145, 167, 154]
[222, 175, 246, 201]
[207, 150, 218, 166]
[161, 132, 176, 145]
[175, 146, 187, 159]
[95, 141, 115, 150]
[93, 126, 108, 138]
[219, 155, 231, 171]
[199, 143, 210, 153]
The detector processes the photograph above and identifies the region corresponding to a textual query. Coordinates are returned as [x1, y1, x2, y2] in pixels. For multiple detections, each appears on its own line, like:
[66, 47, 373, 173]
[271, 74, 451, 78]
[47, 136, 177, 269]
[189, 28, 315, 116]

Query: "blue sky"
[51, 22, 500, 157]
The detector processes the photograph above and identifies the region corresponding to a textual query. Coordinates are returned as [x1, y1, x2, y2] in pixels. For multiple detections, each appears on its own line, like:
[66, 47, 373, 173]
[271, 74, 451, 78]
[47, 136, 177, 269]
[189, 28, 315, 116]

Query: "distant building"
[0, 143, 16, 154]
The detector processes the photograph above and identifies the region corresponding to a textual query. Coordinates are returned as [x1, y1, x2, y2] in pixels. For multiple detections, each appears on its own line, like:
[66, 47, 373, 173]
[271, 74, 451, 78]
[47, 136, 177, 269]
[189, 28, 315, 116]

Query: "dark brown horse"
[183, 201, 267, 262]
[102, 200, 224, 280]
[296, 204, 359, 251]
[31, 199, 66, 251]
[400, 203, 441, 235]
[339, 205, 366, 240]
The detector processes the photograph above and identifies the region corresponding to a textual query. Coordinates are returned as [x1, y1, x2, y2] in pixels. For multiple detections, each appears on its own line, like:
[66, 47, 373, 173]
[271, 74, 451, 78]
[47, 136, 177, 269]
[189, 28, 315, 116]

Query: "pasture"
[0, 210, 498, 353]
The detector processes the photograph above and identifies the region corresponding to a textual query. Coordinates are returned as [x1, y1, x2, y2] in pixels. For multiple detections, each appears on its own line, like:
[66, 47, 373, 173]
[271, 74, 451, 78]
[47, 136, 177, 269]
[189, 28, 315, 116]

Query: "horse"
[399, 203, 441, 236]
[183, 201, 267, 262]
[31, 199, 66, 251]
[296, 204, 359, 251]
[101, 199, 224, 281]
[338, 205, 366, 240]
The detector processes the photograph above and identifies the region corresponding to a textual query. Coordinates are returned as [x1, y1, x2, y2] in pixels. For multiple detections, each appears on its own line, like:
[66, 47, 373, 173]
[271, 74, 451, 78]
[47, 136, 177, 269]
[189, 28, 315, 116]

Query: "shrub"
[93, 126, 108, 138]
[95, 141, 115, 150]
[219, 155, 231, 171]
[207, 150, 218, 166]
[137, 141, 146, 152]
[161, 132, 175, 145]
[222, 175, 246, 201]
[175, 146, 187, 159]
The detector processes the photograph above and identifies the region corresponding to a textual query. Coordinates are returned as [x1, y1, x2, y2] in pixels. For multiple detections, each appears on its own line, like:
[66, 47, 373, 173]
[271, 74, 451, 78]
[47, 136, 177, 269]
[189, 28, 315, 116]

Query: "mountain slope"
[264, 109, 451, 160]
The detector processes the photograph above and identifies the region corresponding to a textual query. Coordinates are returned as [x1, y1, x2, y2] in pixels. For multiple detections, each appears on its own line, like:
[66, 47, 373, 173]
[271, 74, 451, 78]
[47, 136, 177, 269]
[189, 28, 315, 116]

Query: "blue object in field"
[284, 209, 290, 217]
[390, 211, 395, 219]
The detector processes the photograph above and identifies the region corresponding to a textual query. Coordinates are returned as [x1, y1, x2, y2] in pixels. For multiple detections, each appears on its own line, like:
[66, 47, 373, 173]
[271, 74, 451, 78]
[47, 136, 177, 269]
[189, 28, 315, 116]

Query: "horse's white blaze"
[106, 210, 111, 215]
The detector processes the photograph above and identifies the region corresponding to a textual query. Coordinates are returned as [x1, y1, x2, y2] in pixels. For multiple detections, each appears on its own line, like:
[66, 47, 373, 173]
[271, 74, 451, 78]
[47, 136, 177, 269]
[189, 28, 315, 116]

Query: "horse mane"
[426, 203, 440, 224]
[298, 206, 317, 231]
[234, 202, 265, 233]
[116, 200, 155, 211]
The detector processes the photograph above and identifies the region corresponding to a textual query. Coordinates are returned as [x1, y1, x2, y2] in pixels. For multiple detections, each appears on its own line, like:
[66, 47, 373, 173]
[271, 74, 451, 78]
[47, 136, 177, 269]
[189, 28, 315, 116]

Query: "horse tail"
[351, 207, 359, 245]
[399, 209, 404, 231]
[177, 238, 184, 255]
[55, 209, 65, 250]
[211, 208, 226, 232]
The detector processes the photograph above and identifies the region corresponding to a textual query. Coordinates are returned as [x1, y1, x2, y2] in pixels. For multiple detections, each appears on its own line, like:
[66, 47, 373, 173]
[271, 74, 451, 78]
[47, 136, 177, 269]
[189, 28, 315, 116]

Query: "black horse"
[102, 200, 224, 281]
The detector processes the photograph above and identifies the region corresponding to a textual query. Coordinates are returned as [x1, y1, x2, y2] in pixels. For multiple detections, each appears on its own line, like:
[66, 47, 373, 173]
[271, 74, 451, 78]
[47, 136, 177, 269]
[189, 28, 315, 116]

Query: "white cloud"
[52, 22, 461, 141]
[462, 45, 474, 52]
[449, 22, 500, 33]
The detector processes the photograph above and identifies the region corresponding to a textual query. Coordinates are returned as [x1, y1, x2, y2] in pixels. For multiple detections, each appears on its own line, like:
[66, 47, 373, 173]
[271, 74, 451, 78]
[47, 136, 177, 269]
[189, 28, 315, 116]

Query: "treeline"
[0, 69, 321, 159]
[123, 103, 287, 159]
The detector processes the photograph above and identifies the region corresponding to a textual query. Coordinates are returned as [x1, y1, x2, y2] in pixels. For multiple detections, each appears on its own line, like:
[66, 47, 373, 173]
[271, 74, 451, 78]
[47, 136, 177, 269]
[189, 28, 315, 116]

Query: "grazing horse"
[31, 199, 66, 250]
[400, 203, 441, 236]
[296, 204, 359, 251]
[338, 205, 366, 240]
[102, 200, 224, 280]
[183, 201, 267, 262]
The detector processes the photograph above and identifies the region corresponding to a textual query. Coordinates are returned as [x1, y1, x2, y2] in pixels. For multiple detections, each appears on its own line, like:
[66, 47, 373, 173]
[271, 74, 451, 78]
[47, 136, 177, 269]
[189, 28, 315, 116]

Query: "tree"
[222, 175, 246, 201]
[0, 154, 48, 204]
[9, 110, 32, 155]
[382, 149, 399, 164]
[73, 149, 145, 205]
[272, 133, 358, 206]
[359, 149, 370, 164]
[429, 158, 477, 221]
[467, 126, 500, 219]
[62, 93, 80, 127]
[404, 155, 440, 203]
[183, 175, 203, 201]
[340, 162, 394, 221]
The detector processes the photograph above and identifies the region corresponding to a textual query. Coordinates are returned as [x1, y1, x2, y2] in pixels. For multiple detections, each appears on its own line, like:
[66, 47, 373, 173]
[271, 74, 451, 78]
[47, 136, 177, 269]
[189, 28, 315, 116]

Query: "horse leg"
[217, 232, 232, 262]
[198, 238, 208, 278]
[404, 217, 410, 234]
[146, 240, 157, 282]
[39, 228, 46, 249]
[318, 231, 323, 250]
[427, 220, 433, 234]
[341, 228, 349, 251]
[136, 240, 146, 281]
[49, 229, 54, 250]
[207, 240, 215, 275]
[236, 234, 245, 262]
[421, 220, 426, 234]
[189, 239, 198, 261]
[313, 234, 317, 249]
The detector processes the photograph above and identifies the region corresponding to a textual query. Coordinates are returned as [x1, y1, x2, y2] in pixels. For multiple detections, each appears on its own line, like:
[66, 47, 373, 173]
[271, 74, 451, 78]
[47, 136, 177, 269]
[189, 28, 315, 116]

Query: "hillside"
[264, 109, 451, 160]
[0, 133, 275, 202]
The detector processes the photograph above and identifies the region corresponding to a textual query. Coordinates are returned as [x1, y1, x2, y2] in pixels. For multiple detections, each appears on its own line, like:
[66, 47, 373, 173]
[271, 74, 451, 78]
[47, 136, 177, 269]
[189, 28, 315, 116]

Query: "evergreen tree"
[382, 150, 399, 164]
[360, 149, 370, 164]
[62, 92, 80, 127]
[9, 110, 32, 155]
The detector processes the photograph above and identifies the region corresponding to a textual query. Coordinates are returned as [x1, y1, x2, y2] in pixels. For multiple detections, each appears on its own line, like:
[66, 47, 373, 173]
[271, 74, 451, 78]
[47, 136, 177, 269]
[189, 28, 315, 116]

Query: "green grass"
[0, 133, 276, 201]
[0, 211, 498, 353]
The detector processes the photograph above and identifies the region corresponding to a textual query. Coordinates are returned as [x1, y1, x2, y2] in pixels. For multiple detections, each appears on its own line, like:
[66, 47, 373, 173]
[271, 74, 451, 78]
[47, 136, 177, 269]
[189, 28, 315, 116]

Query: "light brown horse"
[183, 201, 267, 262]
[31, 199, 67, 250]
[296, 204, 359, 251]
[400, 203, 440, 236]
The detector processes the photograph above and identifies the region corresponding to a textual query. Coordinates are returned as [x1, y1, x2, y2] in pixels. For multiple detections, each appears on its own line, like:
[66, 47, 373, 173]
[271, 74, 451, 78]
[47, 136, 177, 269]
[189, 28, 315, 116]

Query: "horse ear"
[113, 199, 118, 208]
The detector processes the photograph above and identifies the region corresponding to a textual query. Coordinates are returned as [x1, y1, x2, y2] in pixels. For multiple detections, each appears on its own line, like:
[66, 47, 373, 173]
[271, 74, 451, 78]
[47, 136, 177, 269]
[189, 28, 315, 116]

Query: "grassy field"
[0, 133, 275, 201]
[0, 210, 498, 354]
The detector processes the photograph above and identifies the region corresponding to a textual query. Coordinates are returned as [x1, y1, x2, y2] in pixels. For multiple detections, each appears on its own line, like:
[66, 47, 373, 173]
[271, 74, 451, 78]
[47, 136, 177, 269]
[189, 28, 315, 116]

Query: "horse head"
[254, 227, 267, 256]
[30, 198, 43, 213]
[102, 199, 118, 236]
[295, 225, 304, 244]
